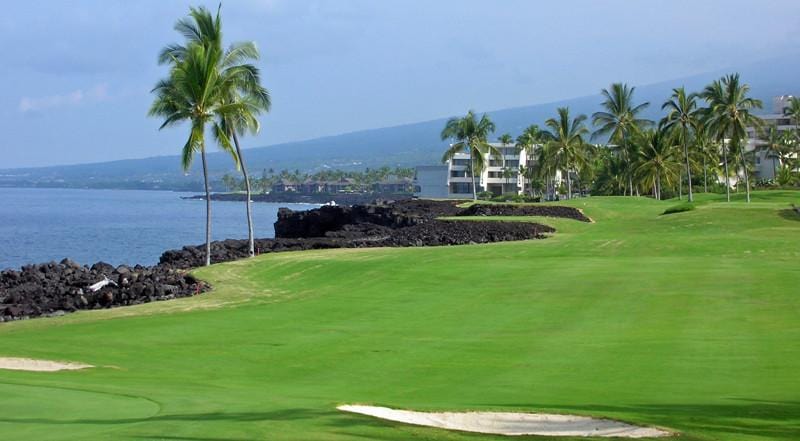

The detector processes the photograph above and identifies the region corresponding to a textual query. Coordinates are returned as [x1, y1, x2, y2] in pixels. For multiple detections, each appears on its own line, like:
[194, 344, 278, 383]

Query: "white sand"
[0, 357, 92, 372]
[338, 405, 672, 438]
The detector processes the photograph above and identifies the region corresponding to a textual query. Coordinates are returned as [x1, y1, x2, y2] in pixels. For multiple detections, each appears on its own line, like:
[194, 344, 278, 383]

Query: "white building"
[413, 165, 449, 198]
[415, 143, 564, 199]
[746, 95, 798, 180]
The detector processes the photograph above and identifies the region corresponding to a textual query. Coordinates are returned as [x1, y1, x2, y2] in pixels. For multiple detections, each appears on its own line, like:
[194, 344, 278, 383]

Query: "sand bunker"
[0, 357, 92, 372]
[338, 405, 672, 438]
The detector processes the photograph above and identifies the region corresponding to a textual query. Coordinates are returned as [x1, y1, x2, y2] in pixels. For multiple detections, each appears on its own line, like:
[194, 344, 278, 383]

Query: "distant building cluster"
[270, 176, 414, 194]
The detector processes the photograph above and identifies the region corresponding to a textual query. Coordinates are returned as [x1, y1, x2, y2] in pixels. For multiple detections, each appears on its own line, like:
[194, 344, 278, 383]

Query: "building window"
[451, 159, 470, 166]
[449, 182, 472, 194]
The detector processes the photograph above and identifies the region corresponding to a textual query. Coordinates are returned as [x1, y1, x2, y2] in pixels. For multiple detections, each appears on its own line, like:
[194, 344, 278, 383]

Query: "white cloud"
[18, 83, 108, 113]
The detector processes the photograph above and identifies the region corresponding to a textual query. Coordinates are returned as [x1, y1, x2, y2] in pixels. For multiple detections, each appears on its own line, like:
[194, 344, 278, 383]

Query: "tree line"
[442, 77, 800, 202]
[220, 166, 415, 193]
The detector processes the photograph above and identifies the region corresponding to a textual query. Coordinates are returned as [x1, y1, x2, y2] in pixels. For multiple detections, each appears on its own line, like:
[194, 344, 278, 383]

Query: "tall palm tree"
[701, 74, 763, 202]
[692, 125, 717, 193]
[592, 83, 652, 196]
[518, 164, 538, 197]
[159, 6, 271, 258]
[543, 107, 590, 199]
[441, 111, 499, 200]
[633, 128, 681, 200]
[661, 87, 701, 202]
[149, 43, 247, 266]
[515, 124, 544, 195]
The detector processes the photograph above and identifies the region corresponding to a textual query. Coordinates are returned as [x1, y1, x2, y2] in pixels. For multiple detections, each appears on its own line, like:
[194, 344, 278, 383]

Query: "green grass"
[662, 201, 696, 215]
[1, 190, 799, 440]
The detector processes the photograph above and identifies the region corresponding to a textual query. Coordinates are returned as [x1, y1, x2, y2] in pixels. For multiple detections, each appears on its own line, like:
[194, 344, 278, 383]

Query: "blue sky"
[2, 0, 799, 168]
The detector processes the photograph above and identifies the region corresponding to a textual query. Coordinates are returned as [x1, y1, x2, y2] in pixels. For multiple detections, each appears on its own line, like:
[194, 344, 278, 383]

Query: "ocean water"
[0, 188, 316, 270]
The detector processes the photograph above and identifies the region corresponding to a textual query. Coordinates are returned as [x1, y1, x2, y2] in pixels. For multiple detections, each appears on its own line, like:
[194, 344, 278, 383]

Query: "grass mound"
[662, 201, 696, 215]
[0, 190, 798, 441]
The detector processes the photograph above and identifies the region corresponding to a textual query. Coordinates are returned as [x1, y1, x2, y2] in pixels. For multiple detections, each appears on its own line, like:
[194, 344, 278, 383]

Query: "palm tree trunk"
[740, 149, 751, 203]
[722, 140, 730, 202]
[566, 169, 572, 200]
[683, 127, 693, 202]
[232, 131, 255, 257]
[679, 169, 683, 200]
[703, 155, 708, 193]
[773, 157, 777, 180]
[201, 147, 212, 267]
[470, 148, 477, 201]
[656, 172, 661, 200]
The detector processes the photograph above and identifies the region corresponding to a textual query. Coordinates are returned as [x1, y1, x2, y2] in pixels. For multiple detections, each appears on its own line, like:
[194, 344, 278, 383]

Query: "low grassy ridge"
[1, 191, 799, 440]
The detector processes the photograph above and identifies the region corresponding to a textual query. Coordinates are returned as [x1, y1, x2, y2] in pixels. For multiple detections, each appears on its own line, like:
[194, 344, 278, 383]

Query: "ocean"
[0, 187, 316, 270]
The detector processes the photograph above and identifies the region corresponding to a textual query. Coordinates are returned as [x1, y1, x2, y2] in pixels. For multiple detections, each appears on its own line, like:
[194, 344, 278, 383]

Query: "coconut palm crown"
[155, 5, 271, 259]
[592, 83, 653, 196]
[543, 107, 590, 199]
[441, 111, 499, 200]
[701, 74, 763, 202]
[661, 87, 702, 202]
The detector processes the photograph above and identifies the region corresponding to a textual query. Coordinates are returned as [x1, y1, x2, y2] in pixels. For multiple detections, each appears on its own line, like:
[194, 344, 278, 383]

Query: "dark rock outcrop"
[0, 259, 207, 322]
[458, 204, 592, 222]
[160, 199, 560, 269]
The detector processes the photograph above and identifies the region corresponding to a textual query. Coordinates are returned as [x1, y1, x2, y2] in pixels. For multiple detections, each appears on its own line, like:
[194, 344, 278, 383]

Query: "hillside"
[2, 57, 798, 191]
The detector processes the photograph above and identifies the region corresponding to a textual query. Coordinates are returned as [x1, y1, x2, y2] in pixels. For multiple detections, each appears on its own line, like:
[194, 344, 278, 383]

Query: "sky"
[1, 0, 799, 169]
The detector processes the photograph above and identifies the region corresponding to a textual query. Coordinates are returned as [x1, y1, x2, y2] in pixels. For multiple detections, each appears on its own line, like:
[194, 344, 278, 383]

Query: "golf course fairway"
[1, 191, 798, 440]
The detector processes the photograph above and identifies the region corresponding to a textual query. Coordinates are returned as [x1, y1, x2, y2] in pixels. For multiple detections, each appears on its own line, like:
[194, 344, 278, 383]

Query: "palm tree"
[692, 126, 718, 193]
[149, 42, 246, 266]
[518, 164, 537, 197]
[441, 111, 499, 200]
[501, 166, 516, 193]
[543, 107, 590, 199]
[661, 87, 701, 202]
[758, 127, 787, 179]
[633, 128, 681, 200]
[159, 6, 271, 258]
[498, 133, 513, 147]
[592, 83, 652, 196]
[515, 125, 543, 195]
[701, 74, 763, 202]
[785, 97, 800, 135]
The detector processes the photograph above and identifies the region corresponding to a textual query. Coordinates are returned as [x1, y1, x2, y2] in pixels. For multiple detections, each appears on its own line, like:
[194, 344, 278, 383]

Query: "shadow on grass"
[778, 208, 800, 221]
[476, 399, 800, 440]
[128, 436, 258, 441]
[0, 408, 330, 426]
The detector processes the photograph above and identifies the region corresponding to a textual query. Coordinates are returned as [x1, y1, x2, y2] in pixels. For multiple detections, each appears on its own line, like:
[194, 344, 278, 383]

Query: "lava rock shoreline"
[2, 200, 587, 322]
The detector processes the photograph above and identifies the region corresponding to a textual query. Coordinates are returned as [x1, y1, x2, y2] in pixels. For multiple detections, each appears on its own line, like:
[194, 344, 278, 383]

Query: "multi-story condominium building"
[746, 95, 798, 180]
[415, 143, 564, 199]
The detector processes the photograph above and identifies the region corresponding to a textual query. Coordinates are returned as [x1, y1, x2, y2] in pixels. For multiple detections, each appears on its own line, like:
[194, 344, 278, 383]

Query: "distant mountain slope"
[2, 56, 797, 191]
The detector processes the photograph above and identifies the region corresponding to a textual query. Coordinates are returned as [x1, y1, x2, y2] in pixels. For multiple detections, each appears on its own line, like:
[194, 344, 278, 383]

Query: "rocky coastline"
[2, 200, 588, 322]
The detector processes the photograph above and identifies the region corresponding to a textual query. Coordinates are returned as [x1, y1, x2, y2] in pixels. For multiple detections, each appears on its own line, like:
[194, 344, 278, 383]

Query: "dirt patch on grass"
[0, 357, 93, 372]
[338, 405, 672, 438]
